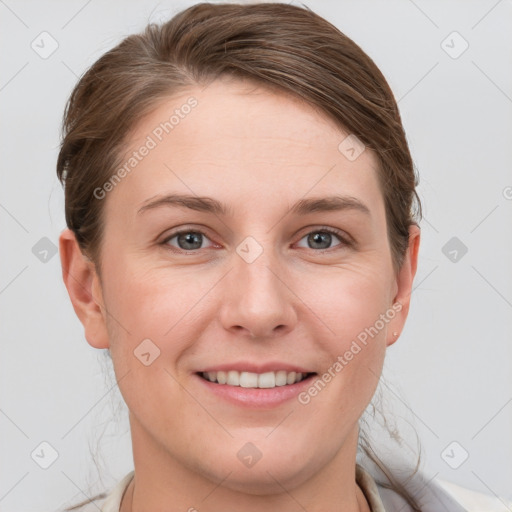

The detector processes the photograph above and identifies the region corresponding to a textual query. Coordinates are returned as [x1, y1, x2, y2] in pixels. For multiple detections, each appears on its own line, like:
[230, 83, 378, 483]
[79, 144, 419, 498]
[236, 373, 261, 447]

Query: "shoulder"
[435, 478, 512, 511]
[61, 471, 134, 512]
[377, 472, 512, 512]
[357, 463, 512, 512]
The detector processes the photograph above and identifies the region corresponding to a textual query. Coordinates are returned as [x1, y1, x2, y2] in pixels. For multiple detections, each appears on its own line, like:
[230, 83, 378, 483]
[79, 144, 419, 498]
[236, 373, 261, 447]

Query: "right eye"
[162, 229, 216, 252]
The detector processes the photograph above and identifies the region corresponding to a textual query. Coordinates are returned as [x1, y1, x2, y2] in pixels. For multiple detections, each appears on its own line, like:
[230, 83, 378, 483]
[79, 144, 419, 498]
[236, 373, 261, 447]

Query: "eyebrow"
[137, 194, 371, 217]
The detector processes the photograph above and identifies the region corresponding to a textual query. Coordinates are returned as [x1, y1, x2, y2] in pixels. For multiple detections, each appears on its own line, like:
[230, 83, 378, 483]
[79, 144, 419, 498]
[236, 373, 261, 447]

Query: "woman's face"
[63, 77, 419, 494]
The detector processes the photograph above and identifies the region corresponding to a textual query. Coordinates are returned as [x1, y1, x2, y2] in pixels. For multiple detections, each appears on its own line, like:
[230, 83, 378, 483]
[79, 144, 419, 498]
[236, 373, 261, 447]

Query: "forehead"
[106, 78, 384, 221]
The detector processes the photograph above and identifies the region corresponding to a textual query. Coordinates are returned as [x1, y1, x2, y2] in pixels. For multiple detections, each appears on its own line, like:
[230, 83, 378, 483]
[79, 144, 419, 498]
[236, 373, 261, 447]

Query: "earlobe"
[386, 224, 421, 347]
[59, 228, 110, 349]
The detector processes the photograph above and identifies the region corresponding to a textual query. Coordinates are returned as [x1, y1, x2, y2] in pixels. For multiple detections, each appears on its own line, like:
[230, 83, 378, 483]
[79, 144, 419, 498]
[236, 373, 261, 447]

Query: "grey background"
[1, 0, 511, 510]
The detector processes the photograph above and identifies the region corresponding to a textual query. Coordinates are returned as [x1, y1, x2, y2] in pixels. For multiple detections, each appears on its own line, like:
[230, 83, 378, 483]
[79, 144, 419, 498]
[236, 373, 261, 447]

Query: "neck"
[121, 414, 371, 512]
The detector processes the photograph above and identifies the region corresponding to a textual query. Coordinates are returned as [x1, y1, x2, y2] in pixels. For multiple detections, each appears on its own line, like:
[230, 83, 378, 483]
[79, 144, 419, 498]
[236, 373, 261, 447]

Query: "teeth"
[227, 370, 238, 386]
[239, 371, 258, 388]
[201, 370, 309, 388]
[275, 370, 287, 386]
[258, 371, 275, 388]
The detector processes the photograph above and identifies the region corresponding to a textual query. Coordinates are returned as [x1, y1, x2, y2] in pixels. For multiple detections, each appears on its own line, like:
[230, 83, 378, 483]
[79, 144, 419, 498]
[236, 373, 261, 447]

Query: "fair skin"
[60, 77, 420, 512]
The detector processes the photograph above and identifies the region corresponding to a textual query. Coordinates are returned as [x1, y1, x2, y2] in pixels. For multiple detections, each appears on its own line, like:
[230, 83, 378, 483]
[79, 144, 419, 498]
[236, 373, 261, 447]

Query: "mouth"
[197, 370, 316, 389]
[194, 368, 318, 408]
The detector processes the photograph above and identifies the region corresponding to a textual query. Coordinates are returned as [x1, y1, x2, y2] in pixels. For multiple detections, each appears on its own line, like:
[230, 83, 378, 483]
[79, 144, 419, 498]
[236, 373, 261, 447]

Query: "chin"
[218, 465, 313, 496]
[193, 444, 322, 496]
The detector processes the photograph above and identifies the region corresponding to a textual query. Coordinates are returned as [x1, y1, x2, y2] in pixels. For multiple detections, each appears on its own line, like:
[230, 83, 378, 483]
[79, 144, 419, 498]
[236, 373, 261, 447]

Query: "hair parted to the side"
[58, 2, 423, 511]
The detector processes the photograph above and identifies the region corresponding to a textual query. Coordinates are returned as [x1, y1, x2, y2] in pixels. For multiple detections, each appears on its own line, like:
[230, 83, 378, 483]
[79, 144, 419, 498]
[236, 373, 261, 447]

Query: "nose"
[218, 245, 298, 339]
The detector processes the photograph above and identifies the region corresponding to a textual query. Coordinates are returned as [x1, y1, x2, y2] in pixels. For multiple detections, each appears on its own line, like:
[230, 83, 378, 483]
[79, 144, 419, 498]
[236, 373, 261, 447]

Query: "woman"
[57, 2, 510, 511]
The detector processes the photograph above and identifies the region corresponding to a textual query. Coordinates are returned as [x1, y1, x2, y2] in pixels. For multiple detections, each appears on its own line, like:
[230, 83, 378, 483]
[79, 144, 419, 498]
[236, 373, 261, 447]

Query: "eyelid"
[294, 225, 353, 249]
[159, 224, 354, 253]
[160, 226, 217, 250]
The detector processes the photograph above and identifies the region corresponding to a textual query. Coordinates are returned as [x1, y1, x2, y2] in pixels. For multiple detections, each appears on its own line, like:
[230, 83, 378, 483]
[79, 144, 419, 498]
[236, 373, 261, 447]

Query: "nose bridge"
[235, 235, 283, 308]
[220, 234, 296, 338]
[237, 241, 278, 293]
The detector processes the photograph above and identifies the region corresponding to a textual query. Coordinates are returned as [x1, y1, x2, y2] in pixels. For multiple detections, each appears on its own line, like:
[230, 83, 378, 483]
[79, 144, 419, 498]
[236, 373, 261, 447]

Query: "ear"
[386, 224, 420, 347]
[59, 228, 110, 349]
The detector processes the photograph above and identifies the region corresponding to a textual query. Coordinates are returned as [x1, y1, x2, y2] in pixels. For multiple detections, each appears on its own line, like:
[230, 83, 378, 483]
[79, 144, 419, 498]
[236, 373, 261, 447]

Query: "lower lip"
[194, 373, 316, 408]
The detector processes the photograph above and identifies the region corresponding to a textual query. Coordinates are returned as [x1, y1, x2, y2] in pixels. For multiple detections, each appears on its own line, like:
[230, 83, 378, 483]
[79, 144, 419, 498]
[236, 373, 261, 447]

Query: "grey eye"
[166, 231, 212, 251]
[296, 230, 342, 250]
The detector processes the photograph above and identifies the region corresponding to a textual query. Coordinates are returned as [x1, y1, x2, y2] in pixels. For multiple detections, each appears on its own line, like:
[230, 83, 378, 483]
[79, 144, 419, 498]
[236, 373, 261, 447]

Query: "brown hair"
[58, 2, 422, 510]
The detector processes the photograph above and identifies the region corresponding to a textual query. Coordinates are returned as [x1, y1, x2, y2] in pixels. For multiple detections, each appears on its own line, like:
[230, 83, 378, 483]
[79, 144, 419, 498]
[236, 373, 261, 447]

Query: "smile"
[199, 370, 314, 388]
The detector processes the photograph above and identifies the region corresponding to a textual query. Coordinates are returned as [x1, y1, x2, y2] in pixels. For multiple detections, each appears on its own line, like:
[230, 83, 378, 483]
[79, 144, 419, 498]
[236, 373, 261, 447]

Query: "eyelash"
[160, 226, 352, 254]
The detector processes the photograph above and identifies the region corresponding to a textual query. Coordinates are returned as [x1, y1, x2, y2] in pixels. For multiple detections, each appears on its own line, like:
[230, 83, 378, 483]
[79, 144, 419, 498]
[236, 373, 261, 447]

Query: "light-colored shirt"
[68, 465, 511, 512]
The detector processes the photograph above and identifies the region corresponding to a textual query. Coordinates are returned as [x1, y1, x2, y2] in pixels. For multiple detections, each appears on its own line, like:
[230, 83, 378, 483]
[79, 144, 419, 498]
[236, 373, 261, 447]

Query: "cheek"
[296, 261, 393, 342]
[295, 263, 390, 403]
[103, 246, 393, 370]
[102, 265, 206, 435]
[102, 253, 214, 343]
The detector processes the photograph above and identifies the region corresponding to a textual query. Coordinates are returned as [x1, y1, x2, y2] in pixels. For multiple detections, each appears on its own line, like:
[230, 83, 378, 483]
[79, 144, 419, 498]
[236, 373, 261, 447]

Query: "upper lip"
[197, 362, 315, 374]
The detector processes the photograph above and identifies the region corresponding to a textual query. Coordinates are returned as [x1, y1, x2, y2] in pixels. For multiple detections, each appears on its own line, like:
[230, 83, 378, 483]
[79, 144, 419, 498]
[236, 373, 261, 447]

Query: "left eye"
[296, 229, 345, 250]
[164, 231, 215, 251]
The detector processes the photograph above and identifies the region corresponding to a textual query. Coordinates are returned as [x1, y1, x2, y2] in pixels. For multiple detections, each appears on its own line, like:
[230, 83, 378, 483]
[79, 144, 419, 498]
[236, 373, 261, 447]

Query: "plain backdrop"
[1, 0, 511, 510]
